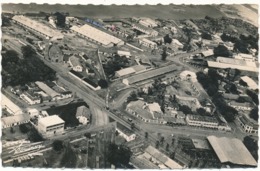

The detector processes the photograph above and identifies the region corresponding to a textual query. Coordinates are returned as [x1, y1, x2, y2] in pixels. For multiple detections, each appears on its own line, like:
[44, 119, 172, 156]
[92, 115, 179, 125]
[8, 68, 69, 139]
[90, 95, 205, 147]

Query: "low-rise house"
[117, 50, 131, 58]
[60, 91, 73, 98]
[237, 115, 258, 134]
[132, 23, 158, 37]
[2, 94, 23, 115]
[228, 102, 253, 111]
[201, 49, 214, 57]
[186, 114, 219, 129]
[68, 55, 83, 72]
[1, 114, 30, 129]
[27, 108, 39, 118]
[222, 93, 239, 100]
[234, 53, 255, 62]
[144, 102, 162, 118]
[76, 106, 91, 125]
[20, 91, 41, 105]
[116, 122, 136, 142]
[35, 81, 61, 100]
[139, 18, 158, 28]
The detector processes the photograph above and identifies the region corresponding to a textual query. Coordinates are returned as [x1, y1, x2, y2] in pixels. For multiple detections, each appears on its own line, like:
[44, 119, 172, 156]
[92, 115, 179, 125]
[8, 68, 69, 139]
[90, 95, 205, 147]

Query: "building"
[27, 108, 39, 118]
[132, 23, 159, 37]
[20, 91, 41, 105]
[207, 136, 257, 167]
[68, 56, 83, 72]
[70, 24, 124, 48]
[12, 15, 63, 40]
[240, 76, 258, 90]
[179, 70, 197, 82]
[171, 39, 184, 49]
[228, 102, 253, 111]
[35, 81, 60, 100]
[207, 57, 258, 72]
[1, 114, 30, 129]
[116, 122, 136, 142]
[186, 114, 219, 129]
[145, 102, 162, 115]
[191, 138, 211, 150]
[139, 18, 158, 28]
[38, 115, 65, 137]
[237, 115, 258, 134]
[143, 145, 184, 169]
[117, 50, 131, 58]
[138, 38, 157, 49]
[2, 94, 23, 115]
[222, 93, 239, 100]
[76, 106, 91, 125]
[115, 67, 136, 77]
[234, 53, 255, 62]
[122, 64, 176, 85]
[201, 49, 214, 57]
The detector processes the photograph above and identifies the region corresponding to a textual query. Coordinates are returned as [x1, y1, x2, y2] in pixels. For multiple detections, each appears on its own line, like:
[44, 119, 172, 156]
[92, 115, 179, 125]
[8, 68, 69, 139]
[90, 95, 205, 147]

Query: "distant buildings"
[68, 56, 83, 72]
[138, 38, 158, 49]
[207, 136, 257, 167]
[122, 64, 176, 85]
[12, 15, 63, 40]
[115, 65, 147, 78]
[117, 50, 131, 58]
[132, 23, 159, 37]
[207, 57, 258, 72]
[35, 81, 60, 100]
[76, 106, 91, 125]
[116, 122, 136, 142]
[186, 114, 219, 129]
[37, 115, 65, 137]
[139, 18, 158, 28]
[201, 49, 214, 58]
[70, 24, 124, 47]
[1, 114, 30, 129]
[20, 91, 41, 105]
[228, 102, 253, 111]
[2, 94, 23, 115]
[234, 53, 255, 62]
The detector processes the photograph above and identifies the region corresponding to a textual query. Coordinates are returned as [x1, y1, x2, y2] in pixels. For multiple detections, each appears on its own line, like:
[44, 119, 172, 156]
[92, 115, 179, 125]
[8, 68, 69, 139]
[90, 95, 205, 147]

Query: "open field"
[2, 4, 225, 19]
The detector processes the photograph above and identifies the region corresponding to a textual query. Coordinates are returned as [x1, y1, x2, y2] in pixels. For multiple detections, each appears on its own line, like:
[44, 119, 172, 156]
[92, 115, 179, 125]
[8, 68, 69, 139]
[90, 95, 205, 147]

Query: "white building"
[139, 18, 158, 28]
[116, 122, 136, 142]
[27, 108, 39, 118]
[2, 94, 23, 115]
[38, 115, 65, 138]
[186, 115, 219, 129]
[12, 15, 63, 40]
[234, 53, 255, 62]
[117, 50, 131, 58]
[237, 115, 258, 134]
[35, 81, 61, 100]
[228, 102, 253, 111]
[71, 24, 124, 48]
[138, 38, 157, 49]
[115, 67, 136, 77]
[240, 76, 258, 90]
[68, 56, 83, 72]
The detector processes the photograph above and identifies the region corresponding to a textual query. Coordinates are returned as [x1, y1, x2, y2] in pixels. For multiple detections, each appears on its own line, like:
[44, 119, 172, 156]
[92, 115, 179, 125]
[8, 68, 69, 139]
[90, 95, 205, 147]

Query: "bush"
[98, 79, 108, 88]
[19, 124, 30, 134]
[52, 140, 64, 151]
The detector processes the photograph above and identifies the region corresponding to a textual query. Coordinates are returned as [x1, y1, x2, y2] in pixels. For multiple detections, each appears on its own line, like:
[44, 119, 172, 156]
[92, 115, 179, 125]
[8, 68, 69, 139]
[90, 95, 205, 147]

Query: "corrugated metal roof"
[2, 114, 30, 128]
[207, 136, 257, 166]
[35, 81, 60, 98]
[240, 76, 258, 90]
[2, 94, 23, 115]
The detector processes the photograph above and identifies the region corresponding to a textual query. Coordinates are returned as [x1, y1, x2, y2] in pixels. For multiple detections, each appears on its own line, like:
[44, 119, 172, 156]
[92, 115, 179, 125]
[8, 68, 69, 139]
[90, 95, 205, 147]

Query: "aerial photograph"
[1, 1, 259, 169]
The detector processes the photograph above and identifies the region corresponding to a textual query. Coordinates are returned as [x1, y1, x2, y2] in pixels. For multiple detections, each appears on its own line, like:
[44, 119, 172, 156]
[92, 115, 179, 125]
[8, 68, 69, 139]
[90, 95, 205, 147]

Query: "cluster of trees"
[60, 143, 77, 168]
[243, 136, 258, 161]
[98, 79, 108, 88]
[246, 89, 259, 105]
[213, 44, 233, 57]
[103, 55, 130, 77]
[107, 143, 132, 166]
[52, 140, 64, 151]
[2, 47, 56, 87]
[2, 15, 11, 27]
[54, 12, 66, 28]
[249, 107, 258, 121]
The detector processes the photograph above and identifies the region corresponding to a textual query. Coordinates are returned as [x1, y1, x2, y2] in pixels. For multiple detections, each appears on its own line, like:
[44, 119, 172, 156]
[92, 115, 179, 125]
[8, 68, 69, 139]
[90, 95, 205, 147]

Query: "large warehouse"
[12, 15, 63, 39]
[70, 24, 124, 47]
[207, 136, 257, 167]
[2, 94, 23, 115]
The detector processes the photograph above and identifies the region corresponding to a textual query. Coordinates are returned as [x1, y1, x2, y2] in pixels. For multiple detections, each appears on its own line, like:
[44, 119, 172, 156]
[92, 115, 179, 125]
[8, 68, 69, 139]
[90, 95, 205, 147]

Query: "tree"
[28, 128, 44, 142]
[107, 143, 132, 166]
[166, 143, 170, 151]
[196, 108, 206, 115]
[155, 141, 160, 148]
[127, 91, 138, 102]
[115, 130, 119, 136]
[161, 47, 168, 61]
[160, 136, 165, 145]
[19, 124, 30, 134]
[145, 132, 148, 139]
[2, 50, 19, 66]
[243, 136, 258, 161]
[10, 127, 15, 134]
[164, 34, 172, 44]
[179, 105, 192, 114]
[60, 144, 77, 168]
[131, 123, 135, 130]
[21, 45, 36, 58]
[213, 45, 232, 57]
[171, 138, 175, 145]
[84, 132, 91, 139]
[52, 140, 64, 151]
[98, 79, 108, 88]
[249, 107, 258, 121]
